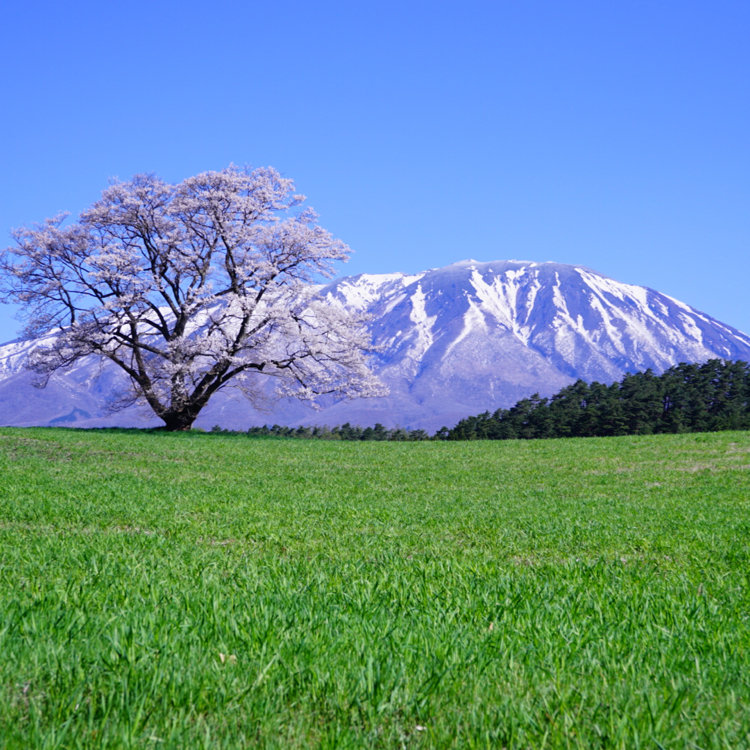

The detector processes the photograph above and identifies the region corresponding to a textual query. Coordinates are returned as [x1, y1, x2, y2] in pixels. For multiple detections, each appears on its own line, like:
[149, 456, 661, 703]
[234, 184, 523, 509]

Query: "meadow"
[0, 428, 748, 748]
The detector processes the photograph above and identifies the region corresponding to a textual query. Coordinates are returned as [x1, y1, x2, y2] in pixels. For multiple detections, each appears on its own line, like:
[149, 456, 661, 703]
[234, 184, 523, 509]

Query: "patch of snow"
[522, 276, 541, 325]
[469, 269, 514, 328]
[406, 283, 437, 362]
[679, 313, 704, 344]
[662, 293, 694, 313]
[444, 299, 487, 358]
[551, 272, 575, 324]
[468, 267, 538, 345]
[588, 296, 624, 354]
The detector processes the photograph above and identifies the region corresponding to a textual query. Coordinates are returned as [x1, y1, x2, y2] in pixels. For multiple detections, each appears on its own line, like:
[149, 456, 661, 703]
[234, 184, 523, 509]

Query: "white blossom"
[0, 166, 386, 430]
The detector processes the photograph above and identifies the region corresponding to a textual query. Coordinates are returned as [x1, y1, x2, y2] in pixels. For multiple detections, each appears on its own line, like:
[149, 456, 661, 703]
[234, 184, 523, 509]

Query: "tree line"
[217, 359, 749, 441]
[443, 359, 750, 440]
[217, 422, 431, 441]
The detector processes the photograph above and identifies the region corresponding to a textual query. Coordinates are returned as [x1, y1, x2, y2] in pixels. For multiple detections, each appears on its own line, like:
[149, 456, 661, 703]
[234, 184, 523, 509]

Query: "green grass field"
[0, 428, 748, 748]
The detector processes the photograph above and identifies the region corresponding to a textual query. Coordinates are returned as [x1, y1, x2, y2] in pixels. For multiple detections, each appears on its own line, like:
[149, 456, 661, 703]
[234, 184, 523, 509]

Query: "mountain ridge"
[1, 259, 749, 431]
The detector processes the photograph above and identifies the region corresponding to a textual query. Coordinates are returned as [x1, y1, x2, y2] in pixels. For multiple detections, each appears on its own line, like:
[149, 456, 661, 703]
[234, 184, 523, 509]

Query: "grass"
[0, 428, 748, 748]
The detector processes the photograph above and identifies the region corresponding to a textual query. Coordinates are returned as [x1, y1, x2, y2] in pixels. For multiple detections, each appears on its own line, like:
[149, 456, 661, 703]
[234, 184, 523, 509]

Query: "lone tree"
[0, 166, 384, 430]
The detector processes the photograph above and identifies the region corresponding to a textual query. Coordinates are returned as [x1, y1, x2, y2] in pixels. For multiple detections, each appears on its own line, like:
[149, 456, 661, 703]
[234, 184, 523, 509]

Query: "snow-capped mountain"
[2, 259, 750, 431]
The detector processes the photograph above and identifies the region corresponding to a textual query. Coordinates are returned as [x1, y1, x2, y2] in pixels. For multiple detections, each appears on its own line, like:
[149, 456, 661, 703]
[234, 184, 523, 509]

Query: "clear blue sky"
[1, 0, 748, 342]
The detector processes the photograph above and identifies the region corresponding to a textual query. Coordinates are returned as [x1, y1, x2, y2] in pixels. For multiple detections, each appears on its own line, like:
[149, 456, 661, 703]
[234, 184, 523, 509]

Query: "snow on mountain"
[1, 259, 749, 431]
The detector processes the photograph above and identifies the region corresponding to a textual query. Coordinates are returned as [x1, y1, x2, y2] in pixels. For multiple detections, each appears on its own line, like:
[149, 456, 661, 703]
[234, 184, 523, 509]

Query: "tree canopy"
[443, 359, 750, 440]
[0, 166, 383, 430]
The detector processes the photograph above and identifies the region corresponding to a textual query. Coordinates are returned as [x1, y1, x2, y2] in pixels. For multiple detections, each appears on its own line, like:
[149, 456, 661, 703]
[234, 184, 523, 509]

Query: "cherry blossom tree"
[0, 166, 384, 430]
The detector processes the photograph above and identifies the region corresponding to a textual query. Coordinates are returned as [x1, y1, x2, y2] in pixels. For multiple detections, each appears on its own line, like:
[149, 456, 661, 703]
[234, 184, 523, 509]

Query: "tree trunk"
[161, 410, 198, 431]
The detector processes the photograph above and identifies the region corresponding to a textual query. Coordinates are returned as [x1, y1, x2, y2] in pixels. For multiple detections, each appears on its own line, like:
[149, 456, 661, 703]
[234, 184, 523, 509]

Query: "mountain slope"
[1, 260, 749, 431]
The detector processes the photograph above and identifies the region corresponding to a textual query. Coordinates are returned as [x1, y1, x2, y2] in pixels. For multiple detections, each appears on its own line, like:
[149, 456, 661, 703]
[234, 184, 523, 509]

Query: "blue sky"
[1, 0, 748, 341]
